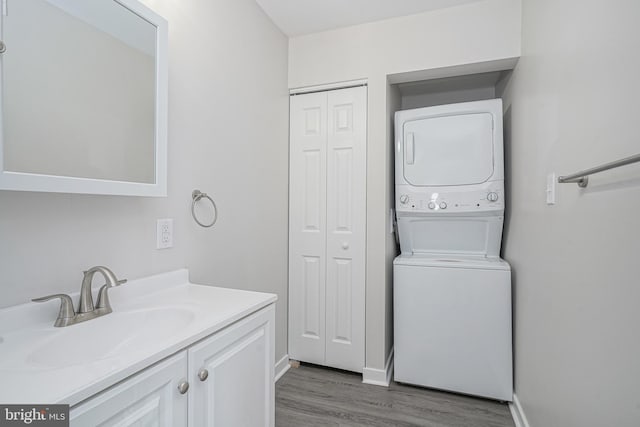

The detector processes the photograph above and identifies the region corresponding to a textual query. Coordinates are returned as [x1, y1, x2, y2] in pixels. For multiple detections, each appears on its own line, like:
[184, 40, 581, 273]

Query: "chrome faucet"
[33, 266, 127, 327]
[79, 266, 123, 314]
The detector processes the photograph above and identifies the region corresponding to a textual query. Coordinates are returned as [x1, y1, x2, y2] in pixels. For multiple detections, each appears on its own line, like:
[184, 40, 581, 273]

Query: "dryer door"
[403, 113, 494, 186]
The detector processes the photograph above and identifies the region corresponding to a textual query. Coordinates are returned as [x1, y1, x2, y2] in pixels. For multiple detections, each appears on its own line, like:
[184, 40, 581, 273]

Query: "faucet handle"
[95, 285, 113, 313]
[32, 294, 76, 327]
[95, 278, 126, 312]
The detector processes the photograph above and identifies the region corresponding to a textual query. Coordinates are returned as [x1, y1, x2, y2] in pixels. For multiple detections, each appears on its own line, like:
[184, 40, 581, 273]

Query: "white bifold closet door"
[288, 86, 366, 373]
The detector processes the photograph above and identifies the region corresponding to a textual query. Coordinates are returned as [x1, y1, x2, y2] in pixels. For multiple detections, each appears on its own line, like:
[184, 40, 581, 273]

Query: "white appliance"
[393, 99, 513, 401]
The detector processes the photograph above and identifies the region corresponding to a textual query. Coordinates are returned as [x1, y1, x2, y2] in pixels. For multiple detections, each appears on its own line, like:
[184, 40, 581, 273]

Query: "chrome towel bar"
[557, 153, 640, 187]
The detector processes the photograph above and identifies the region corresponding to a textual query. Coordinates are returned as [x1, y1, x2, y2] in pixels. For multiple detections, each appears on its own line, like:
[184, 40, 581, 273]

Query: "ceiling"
[255, 0, 485, 37]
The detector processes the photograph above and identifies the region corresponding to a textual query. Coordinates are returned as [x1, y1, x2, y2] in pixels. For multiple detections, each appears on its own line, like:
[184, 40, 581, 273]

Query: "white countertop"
[0, 269, 277, 406]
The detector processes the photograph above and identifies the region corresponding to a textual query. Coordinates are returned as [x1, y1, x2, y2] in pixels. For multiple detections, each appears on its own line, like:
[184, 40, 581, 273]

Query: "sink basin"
[0, 269, 278, 406]
[24, 307, 195, 368]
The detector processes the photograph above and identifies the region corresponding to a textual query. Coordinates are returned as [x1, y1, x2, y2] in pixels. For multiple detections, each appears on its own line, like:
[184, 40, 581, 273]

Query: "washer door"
[403, 112, 494, 186]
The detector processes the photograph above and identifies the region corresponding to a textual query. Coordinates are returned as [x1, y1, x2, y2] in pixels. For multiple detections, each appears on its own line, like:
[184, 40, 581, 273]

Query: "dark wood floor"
[276, 363, 514, 427]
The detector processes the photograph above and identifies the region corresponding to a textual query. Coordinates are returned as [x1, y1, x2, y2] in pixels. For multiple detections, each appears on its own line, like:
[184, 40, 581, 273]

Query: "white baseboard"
[362, 348, 394, 387]
[509, 393, 531, 427]
[274, 354, 290, 383]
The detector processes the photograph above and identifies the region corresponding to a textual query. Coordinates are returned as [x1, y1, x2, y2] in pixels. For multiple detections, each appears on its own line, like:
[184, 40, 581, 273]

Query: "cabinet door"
[189, 306, 275, 427]
[70, 352, 188, 426]
[288, 92, 328, 365]
[325, 86, 366, 372]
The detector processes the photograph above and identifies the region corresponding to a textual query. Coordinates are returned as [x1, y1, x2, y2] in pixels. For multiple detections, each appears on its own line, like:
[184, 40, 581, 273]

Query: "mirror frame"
[0, 0, 168, 197]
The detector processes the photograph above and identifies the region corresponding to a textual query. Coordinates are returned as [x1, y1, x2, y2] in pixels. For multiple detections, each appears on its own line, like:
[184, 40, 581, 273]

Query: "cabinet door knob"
[177, 381, 190, 394]
[198, 368, 209, 381]
[341, 241, 349, 250]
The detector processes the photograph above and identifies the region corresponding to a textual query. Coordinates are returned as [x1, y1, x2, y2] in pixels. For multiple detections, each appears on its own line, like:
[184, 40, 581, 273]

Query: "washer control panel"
[397, 188, 504, 213]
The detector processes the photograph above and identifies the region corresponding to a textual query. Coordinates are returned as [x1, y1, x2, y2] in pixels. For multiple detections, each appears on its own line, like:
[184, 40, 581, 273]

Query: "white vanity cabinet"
[69, 305, 275, 427]
[189, 304, 275, 426]
[69, 352, 189, 426]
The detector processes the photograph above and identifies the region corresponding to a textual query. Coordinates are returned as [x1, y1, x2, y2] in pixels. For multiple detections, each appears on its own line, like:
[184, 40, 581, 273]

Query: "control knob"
[399, 195, 409, 204]
[487, 192, 499, 202]
[427, 202, 436, 210]
[439, 202, 447, 209]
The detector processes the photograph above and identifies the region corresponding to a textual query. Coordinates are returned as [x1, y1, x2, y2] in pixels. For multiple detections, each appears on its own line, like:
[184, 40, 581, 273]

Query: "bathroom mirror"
[0, 0, 168, 196]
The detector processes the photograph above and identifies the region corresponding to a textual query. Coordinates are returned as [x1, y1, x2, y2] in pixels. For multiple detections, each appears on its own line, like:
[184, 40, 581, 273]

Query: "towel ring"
[191, 189, 218, 228]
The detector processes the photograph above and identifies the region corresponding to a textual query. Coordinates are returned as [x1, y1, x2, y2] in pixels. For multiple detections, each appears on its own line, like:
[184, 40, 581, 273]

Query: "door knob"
[341, 242, 349, 250]
[177, 381, 190, 394]
[198, 368, 209, 381]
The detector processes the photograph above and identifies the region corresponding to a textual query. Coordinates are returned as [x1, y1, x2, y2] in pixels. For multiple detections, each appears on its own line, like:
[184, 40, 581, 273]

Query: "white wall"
[288, 0, 521, 371]
[288, 0, 521, 89]
[501, 0, 640, 425]
[0, 0, 290, 362]
[401, 86, 495, 110]
[385, 83, 402, 359]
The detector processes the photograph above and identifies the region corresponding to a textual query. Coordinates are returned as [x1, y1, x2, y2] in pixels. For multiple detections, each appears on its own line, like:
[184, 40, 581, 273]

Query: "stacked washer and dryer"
[393, 99, 512, 402]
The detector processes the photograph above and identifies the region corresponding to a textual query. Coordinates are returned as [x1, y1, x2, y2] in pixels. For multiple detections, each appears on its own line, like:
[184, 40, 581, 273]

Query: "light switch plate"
[546, 173, 556, 205]
[156, 218, 173, 249]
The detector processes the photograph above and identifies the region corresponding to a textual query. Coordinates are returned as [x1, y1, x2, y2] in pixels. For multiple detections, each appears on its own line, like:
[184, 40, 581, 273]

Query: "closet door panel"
[288, 92, 327, 364]
[325, 86, 366, 372]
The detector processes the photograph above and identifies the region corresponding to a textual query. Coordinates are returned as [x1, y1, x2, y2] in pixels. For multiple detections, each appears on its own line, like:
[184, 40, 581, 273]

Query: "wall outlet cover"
[156, 218, 173, 249]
